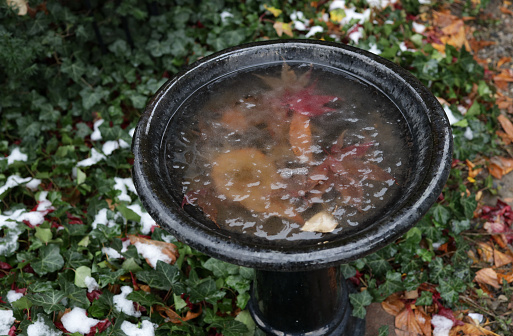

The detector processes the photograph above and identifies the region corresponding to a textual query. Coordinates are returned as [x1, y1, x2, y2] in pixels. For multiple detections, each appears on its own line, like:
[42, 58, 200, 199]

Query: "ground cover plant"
[1, 0, 513, 335]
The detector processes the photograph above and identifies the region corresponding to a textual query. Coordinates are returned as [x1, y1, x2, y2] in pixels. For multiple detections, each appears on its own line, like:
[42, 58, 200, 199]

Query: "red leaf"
[0, 262, 12, 270]
[8, 325, 16, 336]
[87, 290, 102, 302]
[282, 85, 339, 117]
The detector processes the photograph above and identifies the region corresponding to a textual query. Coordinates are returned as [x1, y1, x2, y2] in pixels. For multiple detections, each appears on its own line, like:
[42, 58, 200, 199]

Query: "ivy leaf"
[349, 290, 373, 319]
[210, 320, 249, 336]
[415, 291, 433, 306]
[126, 290, 162, 307]
[63, 282, 90, 309]
[137, 260, 184, 294]
[364, 253, 392, 277]
[32, 244, 65, 276]
[378, 325, 389, 336]
[29, 291, 66, 313]
[431, 204, 451, 225]
[60, 57, 86, 82]
[203, 258, 240, 278]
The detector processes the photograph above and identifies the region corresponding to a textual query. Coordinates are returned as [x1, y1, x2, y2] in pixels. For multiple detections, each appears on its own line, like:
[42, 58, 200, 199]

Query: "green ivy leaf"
[126, 290, 163, 307]
[32, 244, 65, 276]
[349, 290, 373, 319]
[29, 291, 66, 313]
[415, 291, 433, 306]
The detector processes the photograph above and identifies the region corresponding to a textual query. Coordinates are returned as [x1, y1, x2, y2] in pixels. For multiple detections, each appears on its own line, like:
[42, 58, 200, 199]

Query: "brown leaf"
[395, 306, 430, 336]
[497, 270, 513, 284]
[404, 290, 418, 300]
[449, 323, 498, 336]
[220, 108, 249, 133]
[128, 235, 179, 266]
[494, 249, 513, 267]
[289, 113, 313, 163]
[7, 0, 28, 15]
[476, 242, 494, 263]
[500, 6, 513, 15]
[497, 56, 512, 68]
[382, 293, 405, 316]
[497, 114, 513, 141]
[474, 268, 500, 289]
[155, 305, 202, 324]
[488, 156, 513, 179]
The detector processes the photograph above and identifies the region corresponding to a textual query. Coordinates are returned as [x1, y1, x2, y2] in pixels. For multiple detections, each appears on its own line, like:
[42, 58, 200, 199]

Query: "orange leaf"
[496, 130, 512, 145]
[395, 306, 431, 336]
[497, 114, 513, 140]
[289, 113, 313, 163]
[494, 249, 513, 267]
[500, 6, 513, 15]
[476, 242, 494, 263]
[488, 156, 513, 179]
[220, 108, 249, 133]
[155, 305, 202, 324]
[450, 323, 498, 335]
[382, 292, 405, 316]
[497, 56, 512, 68]
[497, 270, 513, 284]
[128, 235, 179, 266]
[474, 268, 500, 289]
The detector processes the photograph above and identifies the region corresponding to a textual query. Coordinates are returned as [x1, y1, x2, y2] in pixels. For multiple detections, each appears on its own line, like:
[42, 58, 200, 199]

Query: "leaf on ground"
[381, 292, 405, 316]
[497, 115, 513, 142]
[474, 268, 500, 289]
[487, 156, 513, 179]
[476, 242, 494, 264]
[155, 305, 202, 324]
[494, 249, 513, 267]
[395, 306, 431, 336]
[449, 323, 498, 336]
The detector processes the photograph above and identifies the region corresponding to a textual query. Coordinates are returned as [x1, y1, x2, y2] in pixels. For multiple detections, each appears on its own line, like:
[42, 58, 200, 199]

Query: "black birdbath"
[132, 40, 452, 335]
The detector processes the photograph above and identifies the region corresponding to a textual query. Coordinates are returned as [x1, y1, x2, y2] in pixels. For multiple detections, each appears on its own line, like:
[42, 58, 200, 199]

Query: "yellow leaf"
[273, 22, 293, 37]
[330, 8, 346, 23]
[264, 4, 282, 17]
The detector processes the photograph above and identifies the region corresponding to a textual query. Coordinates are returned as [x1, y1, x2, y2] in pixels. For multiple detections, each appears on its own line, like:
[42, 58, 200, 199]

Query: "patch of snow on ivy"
[120, 320, 156, 336]
[113, 286, 141, 317]
[61, 307, 99, 334]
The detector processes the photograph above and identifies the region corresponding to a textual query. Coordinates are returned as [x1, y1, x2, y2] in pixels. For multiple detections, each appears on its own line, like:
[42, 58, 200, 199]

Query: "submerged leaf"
[289, 113, 313, 163]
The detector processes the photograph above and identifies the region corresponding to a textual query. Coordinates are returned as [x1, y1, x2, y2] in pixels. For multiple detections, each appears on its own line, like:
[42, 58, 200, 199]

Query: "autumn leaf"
[301, 210, 338, 233]
[155, 305, 202, 324]
[449, 323, 499, 336]
[289, 113, 313, 163]
[476, 241, 494, 264]
[382, 292, 405, 316]
[497, 56, 512, 68]
[487, 156, 513, 179]
[263, 4, 282, 17]
[220, 107, 249, 133]
[395, 306, 431, 336]
[494, 249, 513, 267]
[474, 268, 500, 289]
[282, 85, 339, 117]
[7, 0, 28, 15]
[128, 235, 179, 266]
[273, 22, 293, 37]
[497, 115, 513, 142]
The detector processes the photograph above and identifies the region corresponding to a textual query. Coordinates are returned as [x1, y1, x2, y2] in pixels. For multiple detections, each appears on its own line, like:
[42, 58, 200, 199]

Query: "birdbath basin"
[132, 40, 452, 335]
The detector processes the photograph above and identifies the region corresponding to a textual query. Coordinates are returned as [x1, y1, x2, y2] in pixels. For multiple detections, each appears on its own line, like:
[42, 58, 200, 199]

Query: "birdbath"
[132, 40, 452, 335]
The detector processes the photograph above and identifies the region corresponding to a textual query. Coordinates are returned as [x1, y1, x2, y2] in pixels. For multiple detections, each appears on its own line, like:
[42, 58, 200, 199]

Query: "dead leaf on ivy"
[273, 22, 293, 37]
[395, 306, 431, 336]
[382, 293, 405, 316]
[476, 241, 494, 264]
[449, 323, 499, 336]
[474, 268, 501, 289]
[128, 235, 179, 265]
[156, 305, 202, 324]
[494, 249, 513, 267]
[7, 0, 28, 15]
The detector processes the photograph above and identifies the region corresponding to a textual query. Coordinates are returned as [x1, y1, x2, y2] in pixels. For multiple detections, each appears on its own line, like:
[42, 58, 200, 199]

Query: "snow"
[114, 177, 137, 202]
[464, 127, 474, 140]
[442, 105, 460, 125]
[134, 242, 172, 269]
[25, 178, 42, 191]
[0, 175, 32, 195]
[7, 290, 23, 304]
[340, 7, 371, 25]
[102, 139, 130, 156]
[305, 25, 323, 38]
[0, 310, 15, 335]
[367, 43, 382, 55]
[76, 148, 106, 167]
[126, 203, 155, 234]
[102, 247, 123, 259]
[0, 209, 24, 230]
[329, 0, 346, 10]
[129, 128, 136, 137]
[412, 22, 426, 34]
[0, 147, 28, 165]
[220, 11, 233, 23]
[113, 286, 141, 317]
[367, 0, 397, 8]
[120, 320, 156, 336]
[27, 315, 62, 336]
[121, 239, 131, 253]
[348, 26, 364, 43]
[84, 276, 99, 293]
[91, 119, 104, 141]
[91, 208, 119, 229]
[18, 211, 46, 226]
[61, 307, 99, 335]
[431, 315, 453, 336]
[469, 313, 483, 324]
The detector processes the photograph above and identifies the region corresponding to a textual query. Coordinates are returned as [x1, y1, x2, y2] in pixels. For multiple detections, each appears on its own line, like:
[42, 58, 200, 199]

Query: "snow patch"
[0, 310, 15, 335]
[0, 147, 28, 165]
[113, 286, 141, 317]
[126, 203, 155, 234]
[134, 242, 172, 269]
[0, 175, 32, 195]
[102, 247, 122, 259]
[432, 315, 453, 336]
[464, 127, 474, 140]
[305, 25, 323, 38]
[348, 26, 364, 43]
[91, 120, 104, 141]
[114, 177, 137, 202]
[442, 105, 460, 125]
[76, 148, 106, 167]
[91, 208, 120, 229]
[412, 22, 426, 34]
[220, 11, 233, 23]
[84, 276, 99, 293]
[120, 320, 156, 336]
[27, 315, 62, 336]
[61, 307, 99, 335]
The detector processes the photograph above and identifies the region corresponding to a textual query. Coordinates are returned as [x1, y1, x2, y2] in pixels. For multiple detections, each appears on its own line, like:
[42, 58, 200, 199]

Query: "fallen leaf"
[289, 113, 313, 163]
[282, 85, 339, 117]
[7, 0, 27, 15]
[488, 156, 513, 179]
[301, 210, 338, 233]
[128, 235, 179, 265]
[497, 114, 513, 141]
[155, 305, 202, 324]
[476, 242, 494, 263]
[382, 293, 405, 316]
[404, 290, 419, 300]
[273, 22, 293, 37]
[220, 108, 249, 133]
[263, 4, 282, 17]
[500, 6, 513, 15]
[469, 39, 496, 53]
[494, 249, 513, 267]
[497, 270, 513, 284]
[395, 306, 431, 336]
[497, 56, 512, 68]
[449, 323, 499, 336]
[474, 268, 500, 289]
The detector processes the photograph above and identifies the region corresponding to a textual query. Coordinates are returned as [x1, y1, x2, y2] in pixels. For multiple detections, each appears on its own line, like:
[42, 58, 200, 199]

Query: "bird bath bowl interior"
[132, 40, 452, 335]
